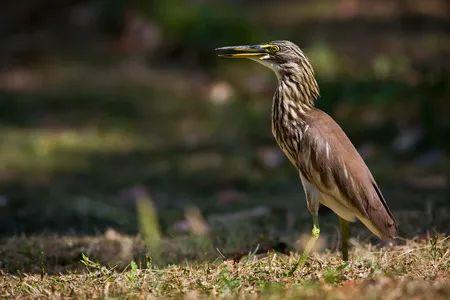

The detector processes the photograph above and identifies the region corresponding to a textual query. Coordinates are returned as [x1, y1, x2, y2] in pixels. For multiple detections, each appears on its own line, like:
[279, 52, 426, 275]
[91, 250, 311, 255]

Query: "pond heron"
[215, 41, 397, 268]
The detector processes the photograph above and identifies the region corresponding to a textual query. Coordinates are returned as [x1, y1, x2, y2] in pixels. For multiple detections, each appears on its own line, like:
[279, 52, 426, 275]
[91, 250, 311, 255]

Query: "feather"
[298, 109, 398, 239]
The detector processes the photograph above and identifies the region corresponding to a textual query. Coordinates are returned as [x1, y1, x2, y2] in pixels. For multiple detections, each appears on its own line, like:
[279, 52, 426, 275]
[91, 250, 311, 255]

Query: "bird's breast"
[271, 112, 307, 168]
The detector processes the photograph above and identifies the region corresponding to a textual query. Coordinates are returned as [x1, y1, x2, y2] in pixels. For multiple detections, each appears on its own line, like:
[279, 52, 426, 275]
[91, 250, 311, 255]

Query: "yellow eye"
[263, 44, 279, 54]
[267, 45, 280, 53]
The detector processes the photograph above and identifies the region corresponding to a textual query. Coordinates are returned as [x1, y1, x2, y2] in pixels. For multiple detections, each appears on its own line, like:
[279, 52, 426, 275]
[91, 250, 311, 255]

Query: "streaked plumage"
[269, 43, 397, 238]
[215, 40, 397, 260]
[275, 107, 396, 239]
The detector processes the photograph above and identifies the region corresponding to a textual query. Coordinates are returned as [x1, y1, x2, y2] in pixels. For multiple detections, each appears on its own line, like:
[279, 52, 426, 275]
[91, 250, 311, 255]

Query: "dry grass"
[1, 235, 449, 299]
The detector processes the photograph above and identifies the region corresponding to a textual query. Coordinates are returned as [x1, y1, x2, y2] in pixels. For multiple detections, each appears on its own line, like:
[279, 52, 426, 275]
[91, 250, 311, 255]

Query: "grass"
[0, 235, 449, 298]
[0, 62, 448, 299]
[0, 61, 448, 300]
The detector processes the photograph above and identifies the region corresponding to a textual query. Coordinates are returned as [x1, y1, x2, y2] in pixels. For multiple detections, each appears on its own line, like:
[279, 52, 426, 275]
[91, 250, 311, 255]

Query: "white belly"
[300, 172, 357, 222]
[320, 195, 357, 222]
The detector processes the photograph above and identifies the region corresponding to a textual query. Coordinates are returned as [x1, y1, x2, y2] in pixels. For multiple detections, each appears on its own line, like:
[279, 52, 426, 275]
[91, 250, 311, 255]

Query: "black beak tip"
[214, 46, 234, 57]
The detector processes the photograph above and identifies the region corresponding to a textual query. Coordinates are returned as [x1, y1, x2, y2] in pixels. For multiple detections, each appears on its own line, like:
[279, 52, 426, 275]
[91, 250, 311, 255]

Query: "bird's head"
[215, 40, 310, 79]
[215, 40, 319, 106]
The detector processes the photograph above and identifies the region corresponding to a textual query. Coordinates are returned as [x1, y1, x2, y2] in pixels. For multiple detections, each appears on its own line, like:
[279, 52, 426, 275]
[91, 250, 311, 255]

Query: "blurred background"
[0, 0, 448, 251]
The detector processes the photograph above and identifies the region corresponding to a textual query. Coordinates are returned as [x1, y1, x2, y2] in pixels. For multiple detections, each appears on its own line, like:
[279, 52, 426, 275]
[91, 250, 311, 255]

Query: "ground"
[0, 62, 448, 297]
[1, 234, 449, 298]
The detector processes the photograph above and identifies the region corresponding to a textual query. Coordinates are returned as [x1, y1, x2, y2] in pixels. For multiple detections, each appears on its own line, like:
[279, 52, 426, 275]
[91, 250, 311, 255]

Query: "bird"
[215, 40, 397, 266]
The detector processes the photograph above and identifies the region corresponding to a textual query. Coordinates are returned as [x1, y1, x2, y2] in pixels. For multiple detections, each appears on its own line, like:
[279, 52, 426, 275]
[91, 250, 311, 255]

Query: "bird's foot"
[288, 225, 320, 276]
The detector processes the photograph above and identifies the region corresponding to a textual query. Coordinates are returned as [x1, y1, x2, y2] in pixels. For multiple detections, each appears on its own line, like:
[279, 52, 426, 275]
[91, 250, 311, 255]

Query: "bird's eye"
[267, 45, 280, 53]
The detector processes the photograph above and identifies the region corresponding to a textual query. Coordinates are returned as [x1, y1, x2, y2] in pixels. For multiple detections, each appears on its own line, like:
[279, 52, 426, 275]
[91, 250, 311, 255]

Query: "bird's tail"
[359, 182, 398, 239]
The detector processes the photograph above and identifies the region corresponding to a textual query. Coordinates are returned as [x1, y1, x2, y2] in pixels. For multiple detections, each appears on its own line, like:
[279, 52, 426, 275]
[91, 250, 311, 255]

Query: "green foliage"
[323, 264, 347, 284]
[125, 260, 139, 285]
[136, 193, 162, 263]
[141, 0, 260, 55]
[217, 266, 242, 294]
[81, 253, 102, 270]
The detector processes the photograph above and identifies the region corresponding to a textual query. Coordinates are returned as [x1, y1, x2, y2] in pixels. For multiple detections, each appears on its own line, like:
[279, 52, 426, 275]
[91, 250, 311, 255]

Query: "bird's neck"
[276, 61, 320, 112]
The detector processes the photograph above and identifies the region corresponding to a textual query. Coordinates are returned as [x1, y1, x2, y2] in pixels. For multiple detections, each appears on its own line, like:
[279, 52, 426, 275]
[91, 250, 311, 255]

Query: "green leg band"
[289, 216, 320, 275]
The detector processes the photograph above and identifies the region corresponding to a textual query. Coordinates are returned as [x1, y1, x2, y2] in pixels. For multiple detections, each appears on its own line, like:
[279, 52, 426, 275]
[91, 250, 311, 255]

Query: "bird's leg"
[289, 215, 320, 275]
[339, 217, 349, 261]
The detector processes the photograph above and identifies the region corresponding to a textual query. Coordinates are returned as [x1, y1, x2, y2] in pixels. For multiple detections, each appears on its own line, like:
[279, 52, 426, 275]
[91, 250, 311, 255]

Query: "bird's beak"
[215, 44, 270, 59]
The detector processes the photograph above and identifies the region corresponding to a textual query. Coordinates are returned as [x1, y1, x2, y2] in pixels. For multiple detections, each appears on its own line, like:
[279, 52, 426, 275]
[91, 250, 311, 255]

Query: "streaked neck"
[277, 61, 319, 110]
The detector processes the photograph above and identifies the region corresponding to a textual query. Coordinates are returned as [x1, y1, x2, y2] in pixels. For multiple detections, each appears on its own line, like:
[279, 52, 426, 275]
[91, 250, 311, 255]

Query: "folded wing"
[298, 109, 397, 239]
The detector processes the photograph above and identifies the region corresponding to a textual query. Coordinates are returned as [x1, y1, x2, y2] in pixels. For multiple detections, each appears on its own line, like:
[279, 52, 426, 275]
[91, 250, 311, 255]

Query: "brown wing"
[300, 109, 397, 239]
